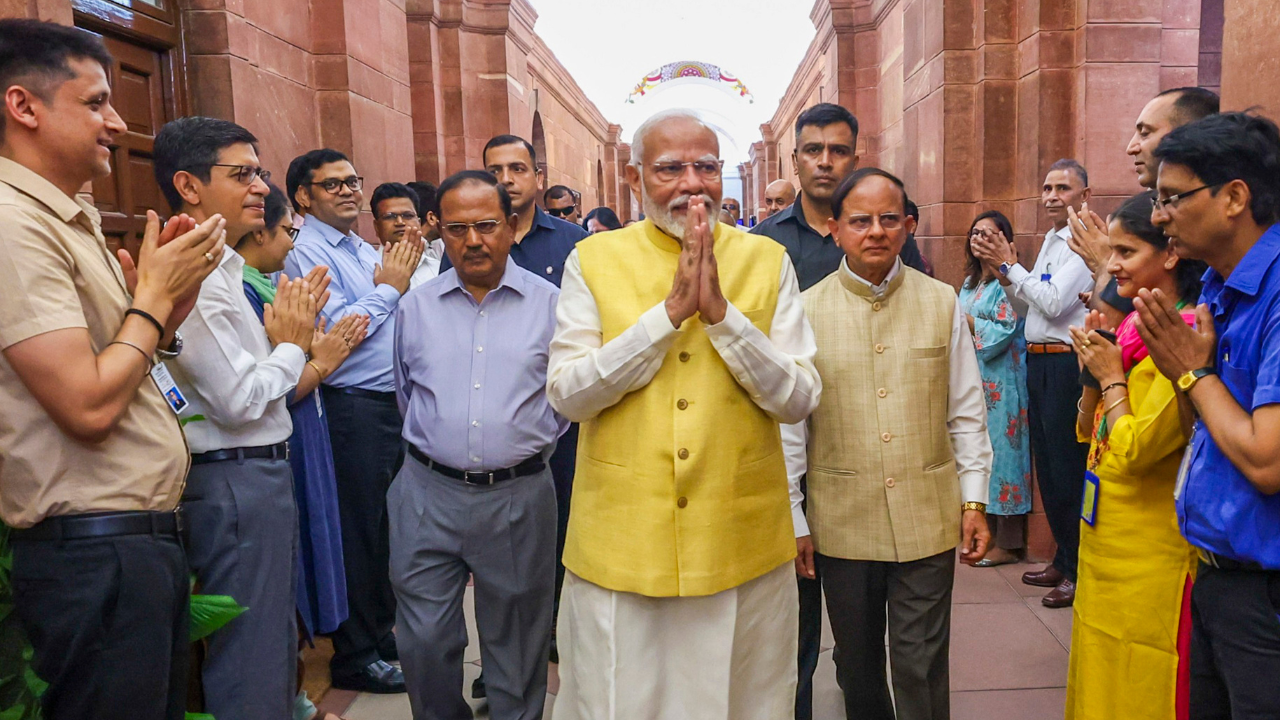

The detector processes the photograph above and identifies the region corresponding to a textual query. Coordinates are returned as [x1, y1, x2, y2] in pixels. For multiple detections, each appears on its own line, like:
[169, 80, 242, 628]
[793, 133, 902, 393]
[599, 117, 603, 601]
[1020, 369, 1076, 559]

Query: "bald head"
[764, 180, 796, 217]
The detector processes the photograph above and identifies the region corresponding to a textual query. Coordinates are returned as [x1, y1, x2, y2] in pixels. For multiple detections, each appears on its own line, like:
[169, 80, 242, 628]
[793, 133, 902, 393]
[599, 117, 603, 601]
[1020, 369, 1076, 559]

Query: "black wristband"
[125, 308, 165, 337]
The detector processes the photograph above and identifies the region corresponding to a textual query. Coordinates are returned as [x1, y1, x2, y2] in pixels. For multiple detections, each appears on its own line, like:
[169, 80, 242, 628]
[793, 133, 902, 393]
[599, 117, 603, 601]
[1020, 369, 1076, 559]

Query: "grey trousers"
[389, 455, 557, 720]
[818, 549, 956, 720]
[184, 456, 298, 720]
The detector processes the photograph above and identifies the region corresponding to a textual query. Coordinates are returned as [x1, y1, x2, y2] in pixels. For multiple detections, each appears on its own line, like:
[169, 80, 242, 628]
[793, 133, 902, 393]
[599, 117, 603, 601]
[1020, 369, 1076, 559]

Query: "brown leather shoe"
[1042, 579, 1075, 608]
[1021, 565, 1065, 588]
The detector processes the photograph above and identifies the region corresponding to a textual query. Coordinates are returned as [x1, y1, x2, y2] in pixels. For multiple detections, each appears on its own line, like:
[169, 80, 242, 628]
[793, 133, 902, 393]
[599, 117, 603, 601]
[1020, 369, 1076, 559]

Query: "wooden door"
[74, 0, 186, 259]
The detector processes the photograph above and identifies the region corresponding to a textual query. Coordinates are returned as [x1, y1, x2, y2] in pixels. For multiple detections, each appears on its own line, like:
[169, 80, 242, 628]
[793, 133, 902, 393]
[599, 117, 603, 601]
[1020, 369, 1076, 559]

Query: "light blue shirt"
[394, 262, 566, 471]
[284, 216, 400, 392]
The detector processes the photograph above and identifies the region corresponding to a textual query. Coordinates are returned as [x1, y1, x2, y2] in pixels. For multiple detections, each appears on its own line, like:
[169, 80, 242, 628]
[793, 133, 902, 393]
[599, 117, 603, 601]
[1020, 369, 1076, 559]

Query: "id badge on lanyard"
[1081, 470, 1100, 527]
[150, 362, 189, 415]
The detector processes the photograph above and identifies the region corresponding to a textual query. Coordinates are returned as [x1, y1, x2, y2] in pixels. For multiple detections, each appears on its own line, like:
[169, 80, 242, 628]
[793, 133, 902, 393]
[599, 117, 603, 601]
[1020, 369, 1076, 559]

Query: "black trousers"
[819, 549, 955, 720]
[550, 422, 579, 618]
[12, 532, 189, 720]
[1190, 562, 1280, 719]
[322, 387, 404, 677]
[1026, 351, 1089, 582]
[796, 476, 824, 720]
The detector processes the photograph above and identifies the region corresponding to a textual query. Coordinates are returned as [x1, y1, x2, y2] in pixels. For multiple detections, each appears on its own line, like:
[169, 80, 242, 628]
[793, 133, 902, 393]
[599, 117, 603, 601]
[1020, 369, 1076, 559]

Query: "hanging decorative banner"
[626, 60, 754, 104]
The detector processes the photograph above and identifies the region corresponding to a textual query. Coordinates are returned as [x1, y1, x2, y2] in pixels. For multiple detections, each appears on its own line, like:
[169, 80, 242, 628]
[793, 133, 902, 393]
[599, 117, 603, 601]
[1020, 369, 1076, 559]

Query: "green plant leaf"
[185, 713, 216, 720]
[179, 414, 206, 428]
[0, 704, 26, 720]
[189, 594, 246, 642]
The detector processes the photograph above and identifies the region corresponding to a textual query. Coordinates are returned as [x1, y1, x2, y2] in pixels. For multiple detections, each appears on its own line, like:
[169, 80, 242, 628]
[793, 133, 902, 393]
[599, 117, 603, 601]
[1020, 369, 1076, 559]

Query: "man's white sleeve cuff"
[639, 303, 681, 343]
[1004, 263, 1031, 286]
[792, 503, 810, 538]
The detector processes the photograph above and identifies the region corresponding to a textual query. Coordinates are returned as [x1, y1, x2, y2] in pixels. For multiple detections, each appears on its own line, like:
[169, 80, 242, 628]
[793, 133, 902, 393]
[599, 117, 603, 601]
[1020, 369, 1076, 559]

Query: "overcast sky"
[529, 0, 818, 165]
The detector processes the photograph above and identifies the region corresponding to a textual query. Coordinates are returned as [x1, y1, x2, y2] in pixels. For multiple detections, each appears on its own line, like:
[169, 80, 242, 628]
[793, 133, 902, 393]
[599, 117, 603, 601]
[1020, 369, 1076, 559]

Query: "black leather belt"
[12, 510, 183, 542]
[407, 444, 544, 486]
[1199, 549, 1267, 572]
[326, 386, 396, 402]
[191, 442, 289, 466]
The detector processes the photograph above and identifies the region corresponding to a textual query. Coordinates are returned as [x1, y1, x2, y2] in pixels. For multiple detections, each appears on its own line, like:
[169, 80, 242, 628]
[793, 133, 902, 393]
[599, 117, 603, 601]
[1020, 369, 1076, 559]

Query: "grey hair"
[629, 109, 719, 167]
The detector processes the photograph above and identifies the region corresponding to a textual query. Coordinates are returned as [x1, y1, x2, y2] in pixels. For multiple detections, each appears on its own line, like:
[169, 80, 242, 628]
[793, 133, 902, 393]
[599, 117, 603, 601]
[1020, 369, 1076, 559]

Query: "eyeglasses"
[309, 176, 364, 194]
[546, 206, 576, 218]
[212, 164, 271, 185]
[650, 160, 724, 182]
[441, 219, 504, 239]
[286, 226, 300, 241]
[378, 211, 419, 223]
[1152, 183, 1221, 211]
[843, 213, 904, 233]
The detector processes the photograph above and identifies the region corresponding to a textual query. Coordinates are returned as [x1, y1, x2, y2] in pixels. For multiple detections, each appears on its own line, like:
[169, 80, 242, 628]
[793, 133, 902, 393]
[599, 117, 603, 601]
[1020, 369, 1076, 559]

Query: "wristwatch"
[997, 262, 1011, 276]
[1176, 366, 1215, 392]
[962, 501, 987, 513]
[155, 330, 183, 360]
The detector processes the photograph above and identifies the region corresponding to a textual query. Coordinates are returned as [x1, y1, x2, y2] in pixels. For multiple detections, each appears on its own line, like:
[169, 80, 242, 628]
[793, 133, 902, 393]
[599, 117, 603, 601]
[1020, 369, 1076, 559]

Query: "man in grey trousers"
[155, 117, 332, 718]
[391, 169, 563, 720]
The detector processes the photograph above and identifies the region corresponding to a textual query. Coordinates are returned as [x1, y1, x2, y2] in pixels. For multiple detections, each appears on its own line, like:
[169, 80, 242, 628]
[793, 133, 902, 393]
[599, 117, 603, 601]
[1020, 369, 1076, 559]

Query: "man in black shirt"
[753, 104, 927, 292]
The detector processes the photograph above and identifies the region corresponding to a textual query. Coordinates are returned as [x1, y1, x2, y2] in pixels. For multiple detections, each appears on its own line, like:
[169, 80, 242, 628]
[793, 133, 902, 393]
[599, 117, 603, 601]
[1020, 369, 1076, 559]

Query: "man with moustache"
[763, 179, 796, 218]
[971, 159, 1094, 608]
[786, 167, 991, 720]
[544, 184, 581, 225]
[751, 101, 928, 720]
[285, 149, 423, 693]
[1134, 111, 1280, 719]
[548, 109, 821, 719]
[153, 117, 329, 719]
[390, 170, 563, 720]
[372, 182, 442, 289]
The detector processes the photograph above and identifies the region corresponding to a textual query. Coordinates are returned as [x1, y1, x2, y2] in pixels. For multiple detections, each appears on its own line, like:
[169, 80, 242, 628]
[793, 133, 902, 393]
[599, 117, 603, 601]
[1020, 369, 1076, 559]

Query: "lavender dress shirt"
[394, 261, 567, 471]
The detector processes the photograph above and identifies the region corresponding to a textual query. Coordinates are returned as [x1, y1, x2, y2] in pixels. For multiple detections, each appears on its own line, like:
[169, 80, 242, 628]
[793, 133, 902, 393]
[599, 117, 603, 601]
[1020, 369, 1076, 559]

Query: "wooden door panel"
[81, 31, 176, 259]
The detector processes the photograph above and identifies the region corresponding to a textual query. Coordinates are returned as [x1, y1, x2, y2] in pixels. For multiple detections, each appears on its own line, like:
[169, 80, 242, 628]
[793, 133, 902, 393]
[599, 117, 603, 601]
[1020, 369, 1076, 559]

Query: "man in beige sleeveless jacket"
[784, 168, 993, 720]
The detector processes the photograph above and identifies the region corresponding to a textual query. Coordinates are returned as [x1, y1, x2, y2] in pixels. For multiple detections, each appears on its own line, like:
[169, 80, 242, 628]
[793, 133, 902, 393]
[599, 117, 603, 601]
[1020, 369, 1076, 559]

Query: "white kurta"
[546, 243, 818, 719]
[553, 564, 798, 720]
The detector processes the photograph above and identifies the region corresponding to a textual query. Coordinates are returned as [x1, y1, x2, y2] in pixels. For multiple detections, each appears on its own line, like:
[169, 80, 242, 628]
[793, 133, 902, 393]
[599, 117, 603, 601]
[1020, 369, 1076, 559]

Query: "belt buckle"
[464, 471, 495, 486]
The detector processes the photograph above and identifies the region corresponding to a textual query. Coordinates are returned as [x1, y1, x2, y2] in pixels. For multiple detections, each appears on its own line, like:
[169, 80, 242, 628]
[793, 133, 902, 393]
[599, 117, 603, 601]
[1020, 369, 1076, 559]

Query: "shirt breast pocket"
[1220, 359, 1256, 409]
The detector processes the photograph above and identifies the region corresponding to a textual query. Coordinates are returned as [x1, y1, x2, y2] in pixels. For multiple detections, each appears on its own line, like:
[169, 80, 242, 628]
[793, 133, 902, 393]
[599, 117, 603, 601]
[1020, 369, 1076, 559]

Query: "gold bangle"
[109, 340, 153, 367]
[962, 501, 987, 513]
[307, 360, 326, 379]
[1103, 396, 1128, 414]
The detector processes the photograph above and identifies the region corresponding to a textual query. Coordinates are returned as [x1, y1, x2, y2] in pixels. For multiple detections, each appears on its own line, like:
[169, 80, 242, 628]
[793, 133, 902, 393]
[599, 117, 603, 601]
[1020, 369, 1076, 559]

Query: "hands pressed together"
[665, 196, 728, 328]
[374, 230, 426, 295]
[121, 210, 228, 341]
[1132, 288, 1216, 381]
[309, 314, 371, 377]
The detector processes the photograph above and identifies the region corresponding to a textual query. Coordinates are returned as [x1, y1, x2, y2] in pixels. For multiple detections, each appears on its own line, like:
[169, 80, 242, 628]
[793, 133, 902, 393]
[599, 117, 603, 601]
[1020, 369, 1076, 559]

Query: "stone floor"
[317, 558, 1071, 720]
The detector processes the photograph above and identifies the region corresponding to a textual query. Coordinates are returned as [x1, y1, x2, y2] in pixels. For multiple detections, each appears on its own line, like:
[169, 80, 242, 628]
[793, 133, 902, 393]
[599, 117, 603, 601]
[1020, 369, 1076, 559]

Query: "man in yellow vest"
[785, 167, 993, 720]
[547, 110, 821, 719]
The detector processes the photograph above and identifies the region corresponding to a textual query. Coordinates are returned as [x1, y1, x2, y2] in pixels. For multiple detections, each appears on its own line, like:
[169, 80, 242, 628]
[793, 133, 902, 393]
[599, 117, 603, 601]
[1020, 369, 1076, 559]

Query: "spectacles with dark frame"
[212, 164, 271, 185]
[286, 226, 300, 241]
[650, 160, 724, 182]
[843, 213, 904, 233]
[441, 219, 504, 239]
[378, 211, 419, 223]
[1152, 183, 1222, 211]
[546, 206, 577, 218]
[309, 176, 364, 194]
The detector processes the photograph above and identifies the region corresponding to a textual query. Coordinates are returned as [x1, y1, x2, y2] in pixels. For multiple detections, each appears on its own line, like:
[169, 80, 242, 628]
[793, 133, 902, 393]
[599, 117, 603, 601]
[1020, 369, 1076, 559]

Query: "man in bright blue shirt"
[391, 170, 563, 720]
[1134, 111, 1280, 718]
[283, 148, 423, 694]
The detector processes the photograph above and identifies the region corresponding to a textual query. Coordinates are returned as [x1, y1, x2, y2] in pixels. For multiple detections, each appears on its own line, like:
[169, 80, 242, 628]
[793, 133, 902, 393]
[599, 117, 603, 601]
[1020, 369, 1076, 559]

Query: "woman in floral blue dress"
[959, 210, 1032, 566]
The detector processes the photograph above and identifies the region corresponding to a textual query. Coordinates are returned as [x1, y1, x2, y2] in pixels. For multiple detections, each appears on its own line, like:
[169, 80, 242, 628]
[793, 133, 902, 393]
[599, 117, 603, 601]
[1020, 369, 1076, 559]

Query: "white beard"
[641, 188, 715, 242]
